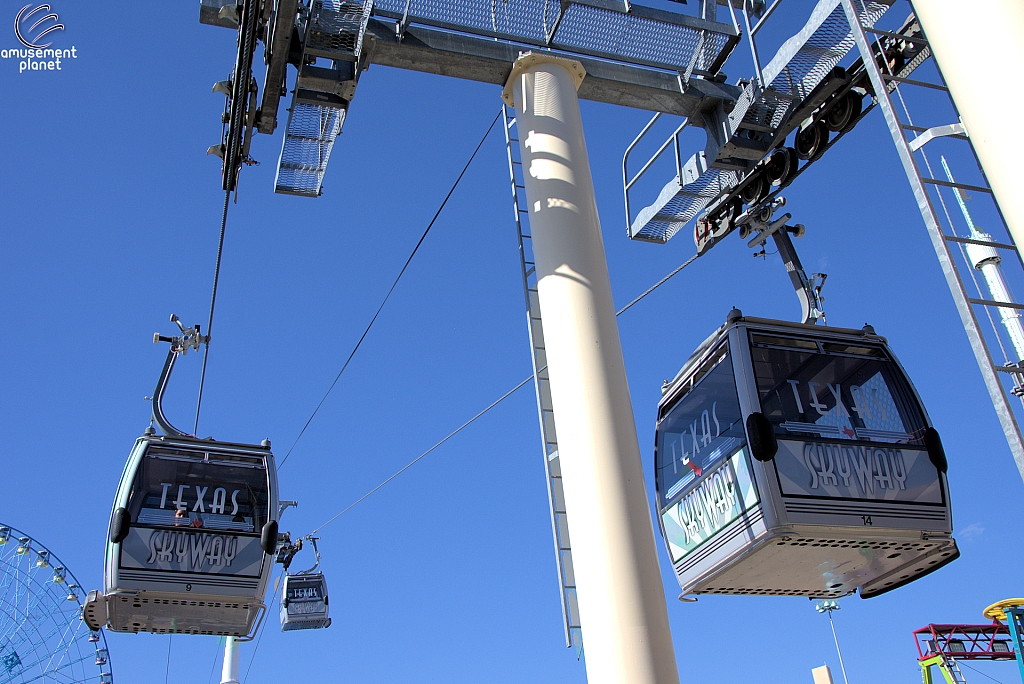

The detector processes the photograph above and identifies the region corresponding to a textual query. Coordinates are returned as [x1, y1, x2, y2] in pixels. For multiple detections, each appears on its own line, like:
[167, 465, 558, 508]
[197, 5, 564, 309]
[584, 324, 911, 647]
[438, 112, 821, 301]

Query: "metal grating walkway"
[761, 0, 890, 100]
[626, 0, 893, 243]
[630, 164, 738, 244]
[274, 104, 347, 197]
[372, 0, 735, 74]
[205, 0, 743, 198]
[274, 0, 372, 197]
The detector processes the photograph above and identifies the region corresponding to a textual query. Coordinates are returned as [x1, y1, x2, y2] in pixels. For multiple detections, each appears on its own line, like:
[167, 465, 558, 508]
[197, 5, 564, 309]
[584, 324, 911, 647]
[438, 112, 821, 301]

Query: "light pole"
[816, 600, 850, 684]
[220, 636, 240, 684]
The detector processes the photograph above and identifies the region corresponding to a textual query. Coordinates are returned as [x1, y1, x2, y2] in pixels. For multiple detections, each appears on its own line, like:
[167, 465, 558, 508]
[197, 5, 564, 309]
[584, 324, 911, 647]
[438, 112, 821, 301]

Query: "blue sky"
[1, 1, 1022, 683]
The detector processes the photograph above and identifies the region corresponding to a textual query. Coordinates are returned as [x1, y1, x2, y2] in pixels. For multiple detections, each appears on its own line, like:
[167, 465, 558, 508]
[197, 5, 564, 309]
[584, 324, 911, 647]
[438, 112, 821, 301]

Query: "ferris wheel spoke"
[0, 525, 111, 684]
[0, 603, 43, 655]
[41, 613, 86, 675]
[2, 603, 57, 680]
[0, 620, 82, 683]
[8, 650, 92, 683]
[24, 577, 62, 621]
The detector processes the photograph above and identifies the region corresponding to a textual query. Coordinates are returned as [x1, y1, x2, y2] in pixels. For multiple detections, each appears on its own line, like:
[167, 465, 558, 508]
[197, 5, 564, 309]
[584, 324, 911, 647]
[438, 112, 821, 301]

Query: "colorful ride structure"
[913, 599, 1024, 684]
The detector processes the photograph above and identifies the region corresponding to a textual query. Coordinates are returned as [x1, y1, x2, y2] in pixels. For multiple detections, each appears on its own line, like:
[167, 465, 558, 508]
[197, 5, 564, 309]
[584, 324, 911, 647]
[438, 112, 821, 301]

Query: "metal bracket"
[256, 0, 300, 134]
[275, 532, 303, 571]
[151, 314, 209, 438]
[296, 536, 322, 575]
[742, 204, 825, 324]
[907, 120, 967, 152]
[235, 602, 267, 642]
[396, 0, 410, 40]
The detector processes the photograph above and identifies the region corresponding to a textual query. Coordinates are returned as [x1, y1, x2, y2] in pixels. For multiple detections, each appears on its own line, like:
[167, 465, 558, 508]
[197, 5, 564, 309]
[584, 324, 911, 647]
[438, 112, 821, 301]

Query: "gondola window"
[749, 334, 927, 444]
[656, 344, 759, 562]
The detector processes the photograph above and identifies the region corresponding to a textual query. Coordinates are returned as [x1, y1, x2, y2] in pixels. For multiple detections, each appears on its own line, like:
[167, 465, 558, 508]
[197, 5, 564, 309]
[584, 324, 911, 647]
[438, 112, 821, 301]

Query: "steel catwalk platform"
[202, 0, 743, 197]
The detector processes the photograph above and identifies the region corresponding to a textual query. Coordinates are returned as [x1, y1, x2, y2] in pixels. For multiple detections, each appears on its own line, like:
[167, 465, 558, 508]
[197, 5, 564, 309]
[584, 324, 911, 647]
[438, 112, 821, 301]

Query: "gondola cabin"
[83, 317, 279, 637]
[91, 431, 279, 636]
[280, 573, 330, 631]
[655, 311, 958, 599]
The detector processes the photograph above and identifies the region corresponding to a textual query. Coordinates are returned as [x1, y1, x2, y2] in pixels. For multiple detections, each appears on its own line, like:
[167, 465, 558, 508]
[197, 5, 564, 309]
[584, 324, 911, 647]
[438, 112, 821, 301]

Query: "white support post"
[912, 0, 1024, 250]
[503, 54, 680, 684]
[221, 636, 241, 684]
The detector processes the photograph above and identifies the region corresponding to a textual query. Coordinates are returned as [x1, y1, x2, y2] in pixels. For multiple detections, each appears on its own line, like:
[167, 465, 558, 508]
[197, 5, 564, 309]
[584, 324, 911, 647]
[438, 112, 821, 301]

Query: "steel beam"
[364, 20, 741, 118]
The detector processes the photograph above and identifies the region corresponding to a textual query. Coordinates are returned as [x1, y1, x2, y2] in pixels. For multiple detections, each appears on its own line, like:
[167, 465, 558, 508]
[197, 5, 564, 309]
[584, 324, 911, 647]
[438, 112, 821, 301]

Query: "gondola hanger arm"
[297, 536, 322, 575]
[151, 313, 210, 438]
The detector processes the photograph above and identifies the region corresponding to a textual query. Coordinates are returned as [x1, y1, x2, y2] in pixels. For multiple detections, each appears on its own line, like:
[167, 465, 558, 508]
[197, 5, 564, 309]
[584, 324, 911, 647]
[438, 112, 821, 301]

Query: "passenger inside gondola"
[128, 450, 268, 534]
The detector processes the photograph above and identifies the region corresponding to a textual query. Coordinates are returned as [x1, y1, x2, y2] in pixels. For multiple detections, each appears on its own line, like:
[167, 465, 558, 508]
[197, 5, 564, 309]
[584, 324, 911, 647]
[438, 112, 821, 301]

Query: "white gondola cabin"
[655, 310, 958, 600]
[280, 573, 330, 631]
[84, 317, 279, 637]
[279, 535, 330, 631]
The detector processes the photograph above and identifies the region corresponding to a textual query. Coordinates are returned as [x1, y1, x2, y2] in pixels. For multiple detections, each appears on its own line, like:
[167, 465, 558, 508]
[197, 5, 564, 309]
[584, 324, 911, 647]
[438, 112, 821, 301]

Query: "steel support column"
[504, 54, 680, 684]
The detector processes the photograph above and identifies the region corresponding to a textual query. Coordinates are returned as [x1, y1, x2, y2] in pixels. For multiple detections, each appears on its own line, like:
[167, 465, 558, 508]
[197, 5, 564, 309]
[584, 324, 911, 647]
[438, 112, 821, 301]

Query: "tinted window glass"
[750, 335, 926, 444]
[128, 450, 268, 533]
[656, 345, 745, 508]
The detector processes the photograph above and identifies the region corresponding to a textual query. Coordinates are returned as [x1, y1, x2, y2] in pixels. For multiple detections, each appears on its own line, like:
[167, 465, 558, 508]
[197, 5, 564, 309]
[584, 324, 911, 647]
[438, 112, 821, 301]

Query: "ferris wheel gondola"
[654, 310, 958, 600]
[84, 316, 279, 638]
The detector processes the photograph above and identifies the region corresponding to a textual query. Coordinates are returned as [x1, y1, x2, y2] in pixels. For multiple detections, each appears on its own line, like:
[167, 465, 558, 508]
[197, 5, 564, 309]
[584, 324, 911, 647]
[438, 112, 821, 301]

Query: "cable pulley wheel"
[825, 92, 863, 133]
[839, 93, 862, 134]
[795, 121, 828, 161]
[765, 147, 795, 186]
[739, 174, 768, 206]
[825, 95, 853, 132]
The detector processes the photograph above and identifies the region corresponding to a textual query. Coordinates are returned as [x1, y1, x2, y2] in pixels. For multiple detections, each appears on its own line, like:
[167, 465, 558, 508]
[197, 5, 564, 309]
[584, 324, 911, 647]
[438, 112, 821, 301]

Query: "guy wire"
[305, 251, 702, 535]
[277, 109, 502, 469]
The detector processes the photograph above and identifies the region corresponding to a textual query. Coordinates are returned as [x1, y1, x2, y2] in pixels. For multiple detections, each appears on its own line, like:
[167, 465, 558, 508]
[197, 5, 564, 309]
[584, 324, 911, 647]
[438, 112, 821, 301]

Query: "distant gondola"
[279, 536, 330, 631]
[84, 316, 279, 637]
[655, 310, 958, 600]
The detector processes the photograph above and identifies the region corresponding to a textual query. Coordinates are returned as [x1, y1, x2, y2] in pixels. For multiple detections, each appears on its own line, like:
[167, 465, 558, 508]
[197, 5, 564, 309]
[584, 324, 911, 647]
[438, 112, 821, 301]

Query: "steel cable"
[307, 376, 532, 536]
[277, 109, 503, 470]
[960, 662, 1005, 684]
[305, 251, 702, 535]
[207, 641, 221, 684]
[241, 573, 280, 684]
[194, 189, 232, 435]
[164, 635, 172, 684]
[615, 253, 698, 315]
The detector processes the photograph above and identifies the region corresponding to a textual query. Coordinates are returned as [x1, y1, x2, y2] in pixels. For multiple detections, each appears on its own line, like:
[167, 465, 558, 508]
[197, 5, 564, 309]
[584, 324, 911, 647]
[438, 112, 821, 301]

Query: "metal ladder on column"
[921, 654, 970, 684]
[501, 105, 582, 654]
[842, 0, 1024, 481]
[933, 656, 969, 684]
[946, 659, 969, 684]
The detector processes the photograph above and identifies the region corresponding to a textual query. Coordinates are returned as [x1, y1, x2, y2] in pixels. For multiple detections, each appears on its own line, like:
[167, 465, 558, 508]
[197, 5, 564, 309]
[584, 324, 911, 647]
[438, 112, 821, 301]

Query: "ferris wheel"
[0, 523, 113, 684]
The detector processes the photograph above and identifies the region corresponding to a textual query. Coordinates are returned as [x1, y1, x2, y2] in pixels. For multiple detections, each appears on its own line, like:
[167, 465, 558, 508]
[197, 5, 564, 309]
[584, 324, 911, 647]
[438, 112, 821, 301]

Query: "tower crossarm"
[200, 0, 746, 197]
